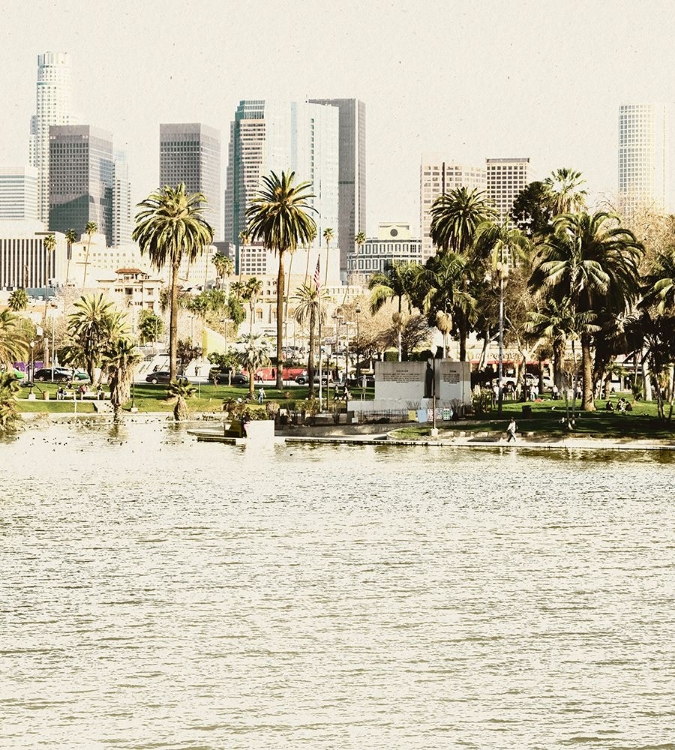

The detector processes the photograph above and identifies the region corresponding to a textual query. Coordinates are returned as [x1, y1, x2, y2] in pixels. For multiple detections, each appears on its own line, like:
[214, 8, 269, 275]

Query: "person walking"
[506, 418, 517, 443]
[258, 386, 265, 404]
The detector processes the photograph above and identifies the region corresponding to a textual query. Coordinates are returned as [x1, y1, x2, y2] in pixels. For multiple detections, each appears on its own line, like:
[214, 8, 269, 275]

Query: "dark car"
[145, 371, 172, 384]
[346, 375, 375, 388]
[214, 371, 248, 385]
[295, 373, 332, 385]
[33, 367, 72, 383]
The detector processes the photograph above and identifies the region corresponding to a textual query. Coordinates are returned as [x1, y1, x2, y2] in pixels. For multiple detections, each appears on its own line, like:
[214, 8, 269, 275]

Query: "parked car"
[214, 371, 248, 385]
[71, 370, 91, 382]
[295, 373, 332, 385]
[33, 367, 72, 383]
[145, 371, 172, 384]
[346, 375, 375, 388]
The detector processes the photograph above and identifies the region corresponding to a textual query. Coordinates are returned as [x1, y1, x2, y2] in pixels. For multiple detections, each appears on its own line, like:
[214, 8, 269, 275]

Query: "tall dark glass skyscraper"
[159, 123, 221, 239]
[48, 125, 114, 244]
[307, 98, 366, 279]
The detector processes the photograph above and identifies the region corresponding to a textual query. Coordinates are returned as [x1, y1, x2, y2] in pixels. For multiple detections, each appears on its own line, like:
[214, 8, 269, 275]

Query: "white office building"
[0, 167, 39, 221]
[29, 52, 73, 225]
[349, 222, 421, 283]
[619, 103, 668, 214]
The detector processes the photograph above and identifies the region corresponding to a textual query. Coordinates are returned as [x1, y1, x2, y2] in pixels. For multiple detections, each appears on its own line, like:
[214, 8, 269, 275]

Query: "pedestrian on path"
[258, 387, 265, 404]
[506, 419, 517, 443]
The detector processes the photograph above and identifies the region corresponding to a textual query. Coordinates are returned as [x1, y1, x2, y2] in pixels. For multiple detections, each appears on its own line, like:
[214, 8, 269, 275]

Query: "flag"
[313, 257, 321, 293]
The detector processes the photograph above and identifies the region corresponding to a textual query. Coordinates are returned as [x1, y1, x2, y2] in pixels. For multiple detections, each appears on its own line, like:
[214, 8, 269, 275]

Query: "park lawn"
[392, 398, 675, 442]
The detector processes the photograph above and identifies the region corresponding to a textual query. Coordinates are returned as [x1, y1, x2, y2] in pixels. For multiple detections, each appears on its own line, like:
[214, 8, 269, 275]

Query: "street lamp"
[355, 304, 361, 378]
[29, 341, 35, 397]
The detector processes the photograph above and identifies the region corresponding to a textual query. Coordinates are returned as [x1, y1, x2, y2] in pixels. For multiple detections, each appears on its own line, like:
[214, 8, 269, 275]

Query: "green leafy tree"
[137, 309, 164, 344]
[510, 181, 555, 237]
[82, 222, 98, 289]
[237, 333, 271, 398]
[8, 288, 28, 312]
[0, 310, 29, 366]
[102, 337, 141, 421]
[133, 183, 214, 381]
[530, 212, 642, 410]
[293, 283, 326, 396]
[245, 171, 316, 389]
[0, 371, 22, 433]
[168, 378, 196, 421]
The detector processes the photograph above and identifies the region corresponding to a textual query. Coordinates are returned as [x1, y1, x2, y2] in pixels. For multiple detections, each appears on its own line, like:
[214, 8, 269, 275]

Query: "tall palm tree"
[64, 293, 128, 382]
[543, 168, 587, 216]
[430, 187, 496, 256]
[530, 211, 642, 410]
[353, 230, 366, 282]
[321, 227, 334, 287]
[643, 247, 675, 313]
[8, 288, 28, 312]
[237, 230, 250, 283]
[102, 337, 141, 421]
[243, 276, 263, 335]
[245, 171, 316, 390]
[133, 184, 214, 381]
[65, 228, 78, 286]
[212, 253, 234, 291]
[81, 222, 98, 290]
[369, 261, 419, 361]
[293, 283, 326, 396]
[237, 333, 271, 398]
[526, 296, 578, 391]
[0, 310, 29, 367]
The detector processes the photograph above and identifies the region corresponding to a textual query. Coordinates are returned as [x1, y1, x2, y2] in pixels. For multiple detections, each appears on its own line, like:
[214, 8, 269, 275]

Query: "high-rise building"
[486, 158, 531, 222]
[224, 100, 339, 276]
[420, 157, 486, 262]
[112, 152, 133, 247]
[0, 167, 39, 221]
[0, 223, 67, 291]
[29, 52, 73, 225]
[48, 125, 114, 245]
[308, 98, 366, 279]
[159, 123, 221, 239]
[618, 103, 668, 214]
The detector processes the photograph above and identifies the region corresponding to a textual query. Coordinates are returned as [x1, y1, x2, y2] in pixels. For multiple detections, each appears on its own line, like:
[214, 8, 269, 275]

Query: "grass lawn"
[392, 397, 675, 442]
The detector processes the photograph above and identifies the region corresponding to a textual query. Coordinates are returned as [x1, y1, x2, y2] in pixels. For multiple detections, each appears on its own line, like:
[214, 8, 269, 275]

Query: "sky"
[1, 0, 674, 235]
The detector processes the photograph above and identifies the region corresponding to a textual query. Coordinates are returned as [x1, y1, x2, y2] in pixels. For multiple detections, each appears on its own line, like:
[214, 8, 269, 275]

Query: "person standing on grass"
[507, 419, 517, 443]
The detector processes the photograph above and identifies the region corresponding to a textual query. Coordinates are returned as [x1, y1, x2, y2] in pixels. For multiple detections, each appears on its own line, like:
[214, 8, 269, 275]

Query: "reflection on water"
[1, 421, 674, 749]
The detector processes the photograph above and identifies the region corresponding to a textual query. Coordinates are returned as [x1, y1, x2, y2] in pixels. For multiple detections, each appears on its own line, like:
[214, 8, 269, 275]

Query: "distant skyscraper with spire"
[29, 52, 73, 225]
[618, 103, 668, 215]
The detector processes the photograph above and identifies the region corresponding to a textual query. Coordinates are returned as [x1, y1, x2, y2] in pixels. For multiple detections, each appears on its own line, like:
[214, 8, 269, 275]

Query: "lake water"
[2, 421, 674, 749]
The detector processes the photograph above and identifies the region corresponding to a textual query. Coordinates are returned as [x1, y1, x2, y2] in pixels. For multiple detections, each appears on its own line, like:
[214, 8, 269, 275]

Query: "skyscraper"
[486, 158, 531, 222]
[112, 152, 133, 247]
[618, 103, 668, 214]
[0, 166, 38, 221]
[48, 125, 114, 245]
[159, 123, 221, 239]
[224, 100, 339, 272]
[29, 52, 73, 225]
[308, 98, 366, 278]
[419, 157, 486, 262]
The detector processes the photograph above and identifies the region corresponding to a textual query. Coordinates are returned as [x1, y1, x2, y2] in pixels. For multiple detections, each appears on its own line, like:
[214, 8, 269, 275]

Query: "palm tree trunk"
[553, 340, 565, 391]
[581, 332, 595, 411]
[458, 317, 468, 362]
[276, 253, 285, 390]
[308, 308, 316, 398]
[169, 262, 180, 381]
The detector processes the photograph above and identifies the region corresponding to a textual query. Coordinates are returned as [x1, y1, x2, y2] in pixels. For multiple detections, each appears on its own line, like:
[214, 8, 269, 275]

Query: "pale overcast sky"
[1, 0, 673, 234]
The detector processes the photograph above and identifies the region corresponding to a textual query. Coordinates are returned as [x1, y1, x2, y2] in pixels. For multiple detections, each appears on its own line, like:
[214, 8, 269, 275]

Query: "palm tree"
[526, 296, 578, 391]
[65, 228, 78, 286]
[353, 231, 366, 282]
[8, 288, 28, 312]
[237, 230, 250, 283]
[0, 371, 22, 433]
[64, 293, 127, 383]
[133, 184, 214, 381]
[543, 168, 587, 216]
[243, 277, 263, 335]
[293, 283, 326, 396]
[212, 254, 234, 291]
[321, 227, 334, 287]
[0, 310, 29, 367]
[643, 248, 675, 313]
[245, 171, 316, 390]
[237, 333, 271, 398]
[369, 261, 419, 361]
[168, 378, 196, 421]
[430, 187, 496, 256]
[81, 222, 98, 289]
[102, 337, 141, 421]
[529, 211, 642, 410]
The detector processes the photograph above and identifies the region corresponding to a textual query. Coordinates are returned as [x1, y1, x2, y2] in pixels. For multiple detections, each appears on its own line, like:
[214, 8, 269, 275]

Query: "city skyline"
[2, 1, 675, 237]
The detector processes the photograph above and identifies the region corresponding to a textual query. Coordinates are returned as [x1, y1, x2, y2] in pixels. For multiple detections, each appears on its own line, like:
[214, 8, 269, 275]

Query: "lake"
[1, 420, 674, 748]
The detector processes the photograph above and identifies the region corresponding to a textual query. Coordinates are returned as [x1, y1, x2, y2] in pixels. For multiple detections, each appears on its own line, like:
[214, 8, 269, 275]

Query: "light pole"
[355, 304, 361, 378]
[29, 341, 35, 398]
[497, 257, 509, 416]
